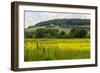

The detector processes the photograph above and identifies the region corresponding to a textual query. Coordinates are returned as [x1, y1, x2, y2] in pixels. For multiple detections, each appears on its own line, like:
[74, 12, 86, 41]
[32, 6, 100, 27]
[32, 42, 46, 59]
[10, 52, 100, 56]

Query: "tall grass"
[24, 39, 90, 61]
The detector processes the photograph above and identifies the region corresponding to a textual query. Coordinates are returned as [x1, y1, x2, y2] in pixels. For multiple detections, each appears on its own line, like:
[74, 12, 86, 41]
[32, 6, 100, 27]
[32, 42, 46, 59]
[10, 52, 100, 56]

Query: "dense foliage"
[70, 29, 88, 38]
[24, 28, 89, 38]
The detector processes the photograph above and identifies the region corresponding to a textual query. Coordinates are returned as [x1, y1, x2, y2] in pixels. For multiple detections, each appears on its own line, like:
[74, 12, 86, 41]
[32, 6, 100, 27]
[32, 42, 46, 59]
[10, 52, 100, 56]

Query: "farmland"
[24, 39, 90, 61]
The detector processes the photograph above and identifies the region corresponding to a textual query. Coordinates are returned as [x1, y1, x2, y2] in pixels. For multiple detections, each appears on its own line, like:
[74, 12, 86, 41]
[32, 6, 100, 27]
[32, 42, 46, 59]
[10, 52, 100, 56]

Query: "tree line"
[25, 28, 90, 38]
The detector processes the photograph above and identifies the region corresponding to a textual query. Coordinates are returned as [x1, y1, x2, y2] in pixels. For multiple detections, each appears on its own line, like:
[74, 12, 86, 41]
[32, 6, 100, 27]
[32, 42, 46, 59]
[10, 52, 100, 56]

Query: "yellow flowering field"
[24, 39, 90, 61]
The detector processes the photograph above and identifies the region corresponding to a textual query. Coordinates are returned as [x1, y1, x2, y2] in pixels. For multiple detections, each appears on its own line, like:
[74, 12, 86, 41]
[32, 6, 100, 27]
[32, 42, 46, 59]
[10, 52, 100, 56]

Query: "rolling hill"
[31, 19, 90, 28]
[25, 19, 90, 33]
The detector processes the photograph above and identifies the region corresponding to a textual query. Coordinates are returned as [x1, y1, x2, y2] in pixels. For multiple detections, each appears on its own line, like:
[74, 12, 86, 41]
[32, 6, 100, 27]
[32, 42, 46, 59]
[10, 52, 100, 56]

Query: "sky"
[24, 11, 91, 28]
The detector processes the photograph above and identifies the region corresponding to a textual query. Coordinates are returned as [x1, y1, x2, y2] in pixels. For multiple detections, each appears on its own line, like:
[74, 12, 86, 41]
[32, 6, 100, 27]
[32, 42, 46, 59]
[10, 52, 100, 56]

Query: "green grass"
[24, 39, 90, 61]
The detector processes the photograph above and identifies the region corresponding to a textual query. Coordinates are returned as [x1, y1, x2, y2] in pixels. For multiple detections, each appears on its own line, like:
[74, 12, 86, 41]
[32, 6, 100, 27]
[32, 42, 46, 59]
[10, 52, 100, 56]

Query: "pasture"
[24, 39, 90, 61]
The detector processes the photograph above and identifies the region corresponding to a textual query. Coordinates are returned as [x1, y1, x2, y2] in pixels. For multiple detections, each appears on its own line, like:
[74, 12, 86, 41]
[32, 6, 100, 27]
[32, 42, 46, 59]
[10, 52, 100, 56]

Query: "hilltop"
[27, 19, 90, 28]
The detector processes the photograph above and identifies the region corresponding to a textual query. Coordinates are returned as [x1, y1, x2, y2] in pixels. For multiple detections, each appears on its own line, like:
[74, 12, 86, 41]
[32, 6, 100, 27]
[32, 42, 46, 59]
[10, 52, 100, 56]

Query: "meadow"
[24, 39, 90, 61]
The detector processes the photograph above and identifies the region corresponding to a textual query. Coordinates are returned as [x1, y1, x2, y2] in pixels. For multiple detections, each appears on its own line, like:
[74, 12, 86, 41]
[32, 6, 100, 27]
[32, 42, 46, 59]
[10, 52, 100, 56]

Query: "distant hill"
[26, 19, 90, 33]
[30, 19, 90, 28]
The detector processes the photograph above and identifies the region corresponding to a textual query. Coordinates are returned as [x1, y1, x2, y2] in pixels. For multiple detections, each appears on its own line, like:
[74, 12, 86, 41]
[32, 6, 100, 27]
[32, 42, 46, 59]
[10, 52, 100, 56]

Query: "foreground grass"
[24, 39, 90, 61]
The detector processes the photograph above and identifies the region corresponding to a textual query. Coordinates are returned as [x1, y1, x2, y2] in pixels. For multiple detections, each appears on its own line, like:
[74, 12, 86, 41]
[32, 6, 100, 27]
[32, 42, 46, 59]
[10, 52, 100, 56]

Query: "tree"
[47, 29, 59, 38]
[24, 31, 34, 38]
[70, 29, 87, 38]
[35, 28, 59, 38]
[35, 28, 46, 38]
[59, 31, 66, 38]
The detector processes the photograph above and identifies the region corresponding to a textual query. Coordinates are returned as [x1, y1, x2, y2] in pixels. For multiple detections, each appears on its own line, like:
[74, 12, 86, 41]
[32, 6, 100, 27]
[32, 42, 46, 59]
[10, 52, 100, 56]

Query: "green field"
[24, 39, 90, 61]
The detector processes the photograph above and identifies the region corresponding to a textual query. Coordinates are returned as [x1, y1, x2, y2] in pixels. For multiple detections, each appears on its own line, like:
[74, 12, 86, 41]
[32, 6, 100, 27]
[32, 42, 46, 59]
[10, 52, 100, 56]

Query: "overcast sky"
[25, 11, 90, 28]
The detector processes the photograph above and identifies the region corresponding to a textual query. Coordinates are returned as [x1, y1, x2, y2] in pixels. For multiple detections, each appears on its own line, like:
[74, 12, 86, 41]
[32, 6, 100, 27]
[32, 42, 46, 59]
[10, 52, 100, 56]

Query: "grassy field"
[24, 39, 90, 61]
